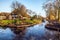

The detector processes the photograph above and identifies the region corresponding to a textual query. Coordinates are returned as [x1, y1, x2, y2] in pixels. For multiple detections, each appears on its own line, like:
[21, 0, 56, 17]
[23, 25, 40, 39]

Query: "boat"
[45, 22, 60, 31]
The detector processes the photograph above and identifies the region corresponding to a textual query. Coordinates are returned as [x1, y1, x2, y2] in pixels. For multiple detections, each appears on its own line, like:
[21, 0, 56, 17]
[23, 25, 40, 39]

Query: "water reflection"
[0, 21, 60, 40]
[24, 22, 60, 40]
[0, 28, 15, 40]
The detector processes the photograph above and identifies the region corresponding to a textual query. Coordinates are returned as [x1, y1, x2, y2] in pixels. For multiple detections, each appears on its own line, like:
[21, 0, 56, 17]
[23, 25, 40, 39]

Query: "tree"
[43, 0, 60, 21]
[26, 9, 36, 17]
[53, 0, 60, 21]
[31, 15, 38, 20]
[11, 1, 30, 18]
[43, 2, 54, 20]
[11, 1, 21, 10]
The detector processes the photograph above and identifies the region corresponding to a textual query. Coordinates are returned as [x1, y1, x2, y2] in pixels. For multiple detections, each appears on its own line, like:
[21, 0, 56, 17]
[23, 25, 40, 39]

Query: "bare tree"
[11, 1, 30, 18]
[11, 1, 21, 10]
[43, 0, 60, 21]
[43, 1, 54, 20]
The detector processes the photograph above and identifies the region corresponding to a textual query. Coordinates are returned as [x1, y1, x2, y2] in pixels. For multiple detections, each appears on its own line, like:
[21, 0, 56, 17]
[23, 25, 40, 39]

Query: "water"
[0, 28, 15, 40]
[0, 21, 60, 40]
[24, 22, 60, 40]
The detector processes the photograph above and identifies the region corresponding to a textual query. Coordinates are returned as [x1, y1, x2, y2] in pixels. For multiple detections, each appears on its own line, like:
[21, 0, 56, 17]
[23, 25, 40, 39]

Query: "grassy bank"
[0, 19, 42, 27]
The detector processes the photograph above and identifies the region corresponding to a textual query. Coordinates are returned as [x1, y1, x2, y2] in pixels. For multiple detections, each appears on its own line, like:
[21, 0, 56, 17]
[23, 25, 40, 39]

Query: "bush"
[0, 19, 23, 26]
[25, 19, 34, 24]
[0, 20, 14, 26]
[33, 19, 42, 24]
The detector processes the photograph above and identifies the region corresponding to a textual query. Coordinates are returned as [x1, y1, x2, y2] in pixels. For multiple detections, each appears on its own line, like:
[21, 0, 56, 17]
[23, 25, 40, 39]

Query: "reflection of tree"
[44, 30, 60, 40]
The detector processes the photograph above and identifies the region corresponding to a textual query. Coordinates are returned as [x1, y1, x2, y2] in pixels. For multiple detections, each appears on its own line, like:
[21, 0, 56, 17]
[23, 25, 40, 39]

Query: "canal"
[0, 21, 60, 40]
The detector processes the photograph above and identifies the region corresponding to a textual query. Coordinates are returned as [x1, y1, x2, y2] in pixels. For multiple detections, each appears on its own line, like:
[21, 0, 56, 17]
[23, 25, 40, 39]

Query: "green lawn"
[0, 19, 42, 26]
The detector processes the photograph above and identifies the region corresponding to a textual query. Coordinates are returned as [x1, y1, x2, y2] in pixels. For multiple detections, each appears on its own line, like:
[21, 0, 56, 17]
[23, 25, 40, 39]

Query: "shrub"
[25, 19, 34, 24]
[0, 20, 14, 26]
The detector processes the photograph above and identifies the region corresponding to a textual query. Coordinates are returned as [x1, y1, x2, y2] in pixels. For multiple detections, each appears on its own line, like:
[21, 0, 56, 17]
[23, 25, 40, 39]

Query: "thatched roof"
[0, 12, 11, 16]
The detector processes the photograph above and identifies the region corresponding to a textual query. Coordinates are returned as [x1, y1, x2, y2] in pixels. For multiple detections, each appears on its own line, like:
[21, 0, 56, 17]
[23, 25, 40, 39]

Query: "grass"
[0, 20, 14, 26]
[33, 19, 42, 24]
[24, 19, 42, 24]
[0, 19, 42, 26]
[24, 19, 34, 24]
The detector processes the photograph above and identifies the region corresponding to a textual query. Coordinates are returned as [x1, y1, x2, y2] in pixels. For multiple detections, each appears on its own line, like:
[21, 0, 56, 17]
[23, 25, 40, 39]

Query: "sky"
[0, 0, 47, 17]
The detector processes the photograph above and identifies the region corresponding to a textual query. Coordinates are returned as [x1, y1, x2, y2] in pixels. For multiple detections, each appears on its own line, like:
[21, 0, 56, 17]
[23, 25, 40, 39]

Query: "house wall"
[8, 15, 12, 20]
[0, 16, 6, 20]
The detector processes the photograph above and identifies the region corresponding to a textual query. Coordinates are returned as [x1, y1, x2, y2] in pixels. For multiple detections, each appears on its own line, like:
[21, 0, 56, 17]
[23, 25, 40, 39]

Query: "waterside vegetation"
[0, 1, 43, 29]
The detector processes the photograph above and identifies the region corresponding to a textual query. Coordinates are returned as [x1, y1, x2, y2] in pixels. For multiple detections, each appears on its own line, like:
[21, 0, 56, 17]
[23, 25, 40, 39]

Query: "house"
[0, 16, 6, 20]
[0, 8, 31, 20]
[0, 12, 23, 20]
[11, 9, 24, 20]
[0, 12, 12, 20]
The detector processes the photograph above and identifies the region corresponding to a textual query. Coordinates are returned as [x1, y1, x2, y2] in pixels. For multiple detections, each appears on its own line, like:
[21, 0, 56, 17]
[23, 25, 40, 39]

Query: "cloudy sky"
[0, 0, 47, 17]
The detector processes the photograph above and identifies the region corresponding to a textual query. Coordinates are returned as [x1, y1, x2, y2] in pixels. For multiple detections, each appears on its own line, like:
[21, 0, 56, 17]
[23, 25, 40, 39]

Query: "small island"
[0, 0, 60, 40]
[0, 1, 44, 34]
